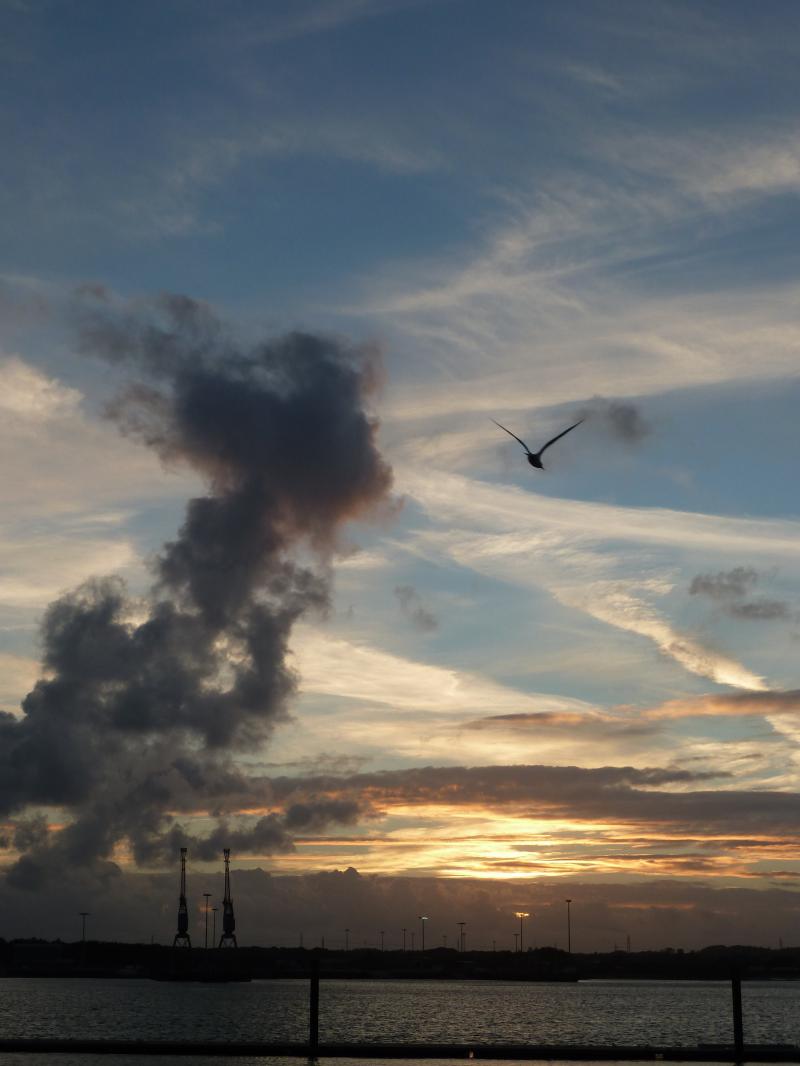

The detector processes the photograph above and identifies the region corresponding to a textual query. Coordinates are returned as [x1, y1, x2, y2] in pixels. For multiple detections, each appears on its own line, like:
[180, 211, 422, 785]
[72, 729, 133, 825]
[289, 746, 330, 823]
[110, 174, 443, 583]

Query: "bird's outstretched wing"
[538, 419, 583, 456]
[491, 419, 531, 453]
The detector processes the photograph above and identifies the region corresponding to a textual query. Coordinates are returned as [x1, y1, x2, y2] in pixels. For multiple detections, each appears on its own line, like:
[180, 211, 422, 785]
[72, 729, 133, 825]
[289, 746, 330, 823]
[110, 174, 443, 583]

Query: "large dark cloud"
[0, 290, 392, 886]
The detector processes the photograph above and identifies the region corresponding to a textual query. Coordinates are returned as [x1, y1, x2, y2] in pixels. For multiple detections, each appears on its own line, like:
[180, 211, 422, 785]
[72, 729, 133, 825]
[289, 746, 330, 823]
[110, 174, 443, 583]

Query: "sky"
[2, 0, 800, 951]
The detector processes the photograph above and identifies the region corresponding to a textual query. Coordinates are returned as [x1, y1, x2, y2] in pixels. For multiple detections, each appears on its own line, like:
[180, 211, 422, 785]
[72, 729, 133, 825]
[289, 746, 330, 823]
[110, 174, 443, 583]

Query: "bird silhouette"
[492, 418, 583, 470]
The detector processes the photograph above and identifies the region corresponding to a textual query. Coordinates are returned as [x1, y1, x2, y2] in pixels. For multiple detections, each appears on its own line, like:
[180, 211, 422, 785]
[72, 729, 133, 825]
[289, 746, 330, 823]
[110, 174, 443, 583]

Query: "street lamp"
[514, 932, 519, 952]
[402, 927, 406, 951]
[515, 911, 530, 953]
[419, 915, 428, 951]
[457, 921, 466, 952]
[410, 931, 415, 950]
[565, 899, 572, 954]
[203, 893, 211, 949]
[79, 912, 89, 942]
[380, 930, 385, 951]
[212, 907, 218, 947]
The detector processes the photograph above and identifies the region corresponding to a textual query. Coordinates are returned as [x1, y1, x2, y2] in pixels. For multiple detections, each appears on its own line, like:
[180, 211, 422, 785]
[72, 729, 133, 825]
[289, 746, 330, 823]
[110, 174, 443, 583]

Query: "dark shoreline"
[3, 939, 800, 982]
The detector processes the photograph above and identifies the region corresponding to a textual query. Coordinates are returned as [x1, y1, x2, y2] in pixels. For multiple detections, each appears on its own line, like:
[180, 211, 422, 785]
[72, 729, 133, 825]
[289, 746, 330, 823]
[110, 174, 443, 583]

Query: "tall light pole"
[515, 911, 530, 953]
[402, 927, 406, 951]
[380, 930, 385, 951]
[419, 915, 428, 951]
[410, 931, 415, 950]
[79, 912, 89, 942]
[457, 921, 466, 952]
[212, 907, 218, 947]
[203, 893, 211, 949]
[514, 932, 519, 952]
[565, 899, 572, 954]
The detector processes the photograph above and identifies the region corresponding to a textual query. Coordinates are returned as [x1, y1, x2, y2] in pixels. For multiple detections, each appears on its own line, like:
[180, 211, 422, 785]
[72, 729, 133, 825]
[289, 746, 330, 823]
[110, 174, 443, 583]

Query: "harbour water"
[0, 976, 798, 1063]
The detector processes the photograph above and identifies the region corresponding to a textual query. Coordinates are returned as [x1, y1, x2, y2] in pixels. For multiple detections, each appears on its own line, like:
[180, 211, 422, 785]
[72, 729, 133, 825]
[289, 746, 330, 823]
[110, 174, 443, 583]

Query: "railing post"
[731, 968, 744, 1059]
[309, 953, 320, 1058]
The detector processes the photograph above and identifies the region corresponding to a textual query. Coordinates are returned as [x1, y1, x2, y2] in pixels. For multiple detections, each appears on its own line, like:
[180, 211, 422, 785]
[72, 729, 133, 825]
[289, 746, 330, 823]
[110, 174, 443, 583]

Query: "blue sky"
[2, 0, 800, 946]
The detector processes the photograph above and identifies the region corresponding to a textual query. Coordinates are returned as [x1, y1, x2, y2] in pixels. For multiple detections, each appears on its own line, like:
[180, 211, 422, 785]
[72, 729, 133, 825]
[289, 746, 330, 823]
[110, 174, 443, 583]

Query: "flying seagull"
[492, 418, 583, 470]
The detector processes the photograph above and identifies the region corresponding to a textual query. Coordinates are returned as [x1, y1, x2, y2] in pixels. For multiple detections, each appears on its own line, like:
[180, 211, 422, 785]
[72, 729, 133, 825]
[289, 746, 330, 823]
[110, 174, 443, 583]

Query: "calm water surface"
[0, 976, 798, 1063]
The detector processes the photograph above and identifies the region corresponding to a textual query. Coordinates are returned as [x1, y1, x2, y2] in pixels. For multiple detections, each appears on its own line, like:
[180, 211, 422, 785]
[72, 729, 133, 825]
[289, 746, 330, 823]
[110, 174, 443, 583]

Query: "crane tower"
[173, 847, 191, 948]
[219, 848, 237, 948]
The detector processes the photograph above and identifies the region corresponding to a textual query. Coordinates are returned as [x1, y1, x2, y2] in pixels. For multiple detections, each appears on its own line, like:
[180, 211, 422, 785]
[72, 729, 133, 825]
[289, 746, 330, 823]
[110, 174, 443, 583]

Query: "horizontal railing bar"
[0, 1040, 797, 1061]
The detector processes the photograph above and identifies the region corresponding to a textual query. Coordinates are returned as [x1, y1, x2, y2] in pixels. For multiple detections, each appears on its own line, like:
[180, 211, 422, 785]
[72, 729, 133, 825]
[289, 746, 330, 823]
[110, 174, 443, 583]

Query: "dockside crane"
[173, 847, 191, 948]
[219, 847, 237, 948]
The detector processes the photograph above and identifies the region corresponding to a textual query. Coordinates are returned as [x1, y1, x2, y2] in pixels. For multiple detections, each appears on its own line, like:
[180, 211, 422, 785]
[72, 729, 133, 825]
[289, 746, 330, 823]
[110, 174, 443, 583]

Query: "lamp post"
[402, 927, 406, 951]
[410, 931, 415, 950]
[514, 932, 519, 952]
[457, 921, 466, 952]
[212, 907, 218, 947]
[79, 911, 89, 967]
[419, 915, 428, 951]
[515, 911, 530, 953]
[203, 893, 211, 949]
[380, 930, 385, 951]
[565, 899, 572, 954]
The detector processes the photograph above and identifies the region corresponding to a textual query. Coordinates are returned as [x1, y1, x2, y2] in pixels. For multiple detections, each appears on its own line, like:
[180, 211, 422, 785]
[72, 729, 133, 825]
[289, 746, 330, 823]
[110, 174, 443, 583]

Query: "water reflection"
[0, 977, 797, 1047]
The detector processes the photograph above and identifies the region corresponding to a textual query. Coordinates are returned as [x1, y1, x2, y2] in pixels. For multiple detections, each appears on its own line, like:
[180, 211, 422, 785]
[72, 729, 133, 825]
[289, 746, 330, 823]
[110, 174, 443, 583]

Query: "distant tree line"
[1, 939, 799, 981]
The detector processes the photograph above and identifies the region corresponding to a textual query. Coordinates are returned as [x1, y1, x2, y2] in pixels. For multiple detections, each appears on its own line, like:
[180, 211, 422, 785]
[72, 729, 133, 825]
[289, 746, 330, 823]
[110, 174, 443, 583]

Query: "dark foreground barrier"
[2, 970, 795, 1060]
[0, 1039, 798, 1060]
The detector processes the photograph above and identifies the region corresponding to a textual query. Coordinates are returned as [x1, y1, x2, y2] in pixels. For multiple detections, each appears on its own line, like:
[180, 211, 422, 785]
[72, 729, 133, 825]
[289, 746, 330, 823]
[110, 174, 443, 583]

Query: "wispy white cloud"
[0, 355, 81, 420]
[399, 467, 785, 690]
[400, 467, 800, 557]
[0, 355, 196, 518]
[352, 113, 800, 426]
[605, 124, 800, 204]
[221, 0, 430, 47]
[403, 471, 800, 562]
[291, 625, 593, 716]
[0, 525, 136, 610]
[554, 580, 766, 692]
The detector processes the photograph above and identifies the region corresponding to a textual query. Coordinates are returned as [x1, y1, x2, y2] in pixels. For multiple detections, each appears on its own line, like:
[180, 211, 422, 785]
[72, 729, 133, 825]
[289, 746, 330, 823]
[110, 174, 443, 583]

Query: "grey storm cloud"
[577, 397, 650, 443]
[394, 584, 438, 633]
[0, 290, 392, 887]
[689, 567, 793, 622]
